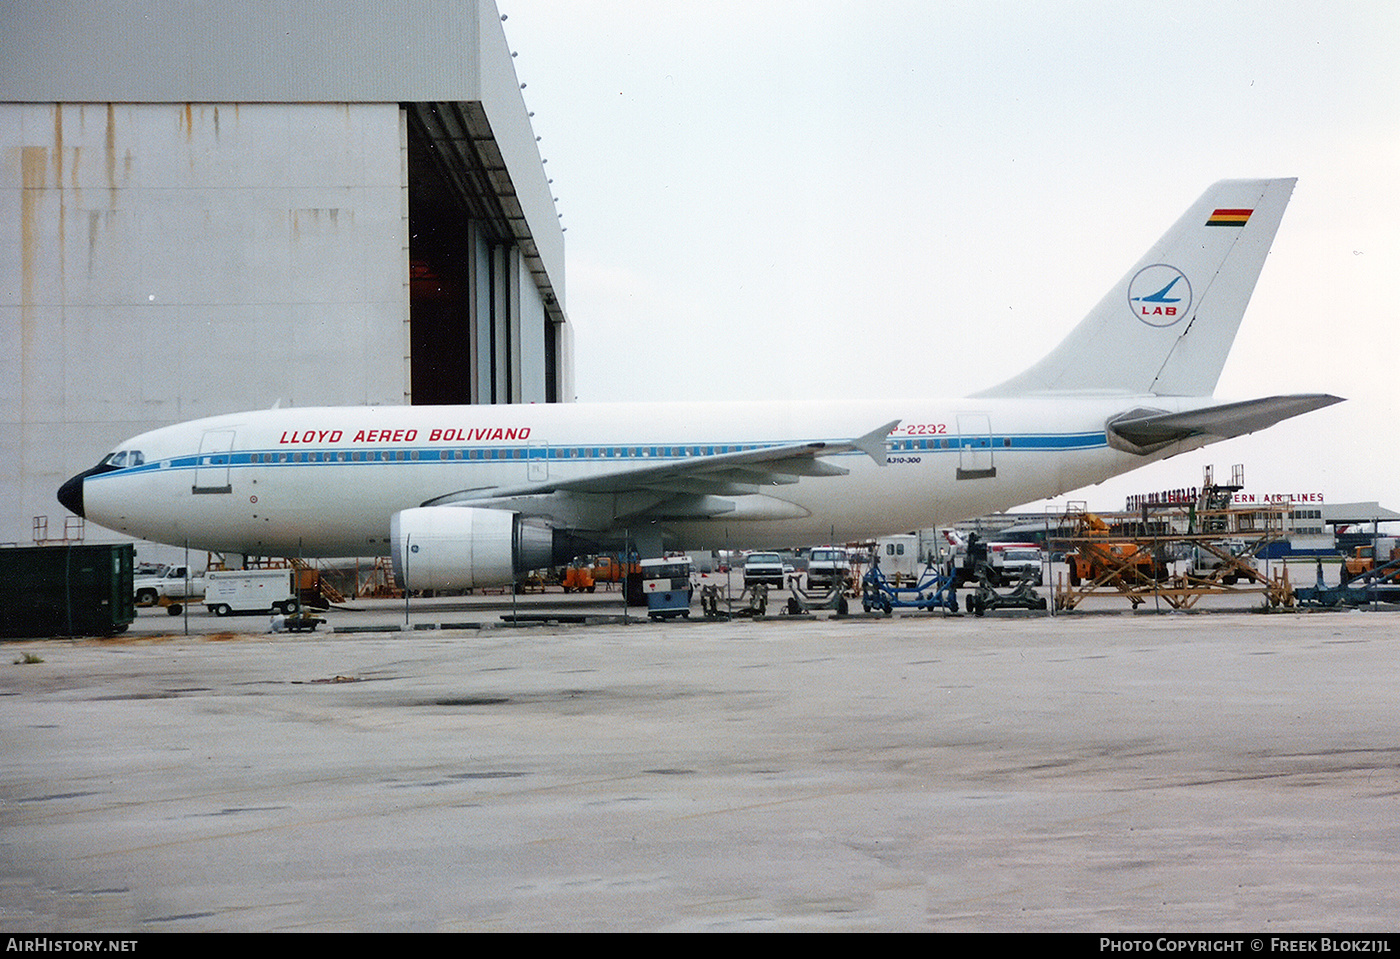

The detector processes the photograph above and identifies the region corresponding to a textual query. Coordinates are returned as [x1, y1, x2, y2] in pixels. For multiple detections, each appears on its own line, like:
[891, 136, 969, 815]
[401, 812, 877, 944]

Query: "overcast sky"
[500, 0, 1397, 513]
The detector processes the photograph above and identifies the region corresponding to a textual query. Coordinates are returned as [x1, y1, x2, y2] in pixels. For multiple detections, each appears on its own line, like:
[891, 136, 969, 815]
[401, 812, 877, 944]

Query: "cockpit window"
[101, 450, 145, 469]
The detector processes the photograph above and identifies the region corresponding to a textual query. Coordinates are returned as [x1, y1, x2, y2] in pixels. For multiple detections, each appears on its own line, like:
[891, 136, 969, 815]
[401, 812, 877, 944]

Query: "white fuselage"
[80, 395, 1200, 558]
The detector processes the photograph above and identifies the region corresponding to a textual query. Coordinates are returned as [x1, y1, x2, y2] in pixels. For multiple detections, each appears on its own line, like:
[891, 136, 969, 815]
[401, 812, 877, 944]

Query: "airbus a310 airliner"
[59, 179, 1341, 590]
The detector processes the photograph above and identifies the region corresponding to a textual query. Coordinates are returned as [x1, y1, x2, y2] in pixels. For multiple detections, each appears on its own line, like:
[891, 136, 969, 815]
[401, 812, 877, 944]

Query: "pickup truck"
[742, 552, 786, 589]
[1187, 541, 1260, 585]
[133, 565, 206, 606]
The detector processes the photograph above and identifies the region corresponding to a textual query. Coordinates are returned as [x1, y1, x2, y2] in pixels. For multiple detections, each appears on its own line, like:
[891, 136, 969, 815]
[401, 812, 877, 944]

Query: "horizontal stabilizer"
[850, 420, 899, 466]
[1107, 394, 1343, 455]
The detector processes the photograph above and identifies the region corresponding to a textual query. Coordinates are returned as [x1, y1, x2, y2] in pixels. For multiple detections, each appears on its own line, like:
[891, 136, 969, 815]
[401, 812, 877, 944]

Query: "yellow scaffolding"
[1051, 502, 1295, 611]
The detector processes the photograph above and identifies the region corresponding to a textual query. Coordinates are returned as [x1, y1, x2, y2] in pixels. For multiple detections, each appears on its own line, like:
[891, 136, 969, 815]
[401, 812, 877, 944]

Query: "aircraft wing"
[421, 420, 899, 516]
[1107, 394, 1343, 455]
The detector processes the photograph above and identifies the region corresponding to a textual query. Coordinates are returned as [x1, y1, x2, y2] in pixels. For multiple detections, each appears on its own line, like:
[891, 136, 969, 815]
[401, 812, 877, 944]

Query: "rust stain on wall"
[53, 105, 67, 299]
[106, 104, 119, 207]
[20, 143, 47, 431]
[52, 104, 63, 189]
[20, 146, 46, 307]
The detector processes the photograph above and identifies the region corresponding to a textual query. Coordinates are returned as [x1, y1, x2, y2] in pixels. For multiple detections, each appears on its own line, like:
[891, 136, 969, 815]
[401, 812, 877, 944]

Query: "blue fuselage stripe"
[88, 431, 1110, 482]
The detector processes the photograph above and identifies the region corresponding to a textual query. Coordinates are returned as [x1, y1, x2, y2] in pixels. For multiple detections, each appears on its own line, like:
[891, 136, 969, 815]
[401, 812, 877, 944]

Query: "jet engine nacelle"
[391, 506, 557, 591]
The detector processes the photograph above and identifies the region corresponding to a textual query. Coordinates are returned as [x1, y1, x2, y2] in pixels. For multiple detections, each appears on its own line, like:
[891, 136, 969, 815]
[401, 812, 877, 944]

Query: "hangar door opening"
[406, 111, 475, 406]
[405, 103, 565, 408]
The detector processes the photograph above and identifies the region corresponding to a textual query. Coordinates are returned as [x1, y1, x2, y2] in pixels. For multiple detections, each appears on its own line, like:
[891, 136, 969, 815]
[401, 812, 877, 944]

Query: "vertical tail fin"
[976, 178, 1296, 398]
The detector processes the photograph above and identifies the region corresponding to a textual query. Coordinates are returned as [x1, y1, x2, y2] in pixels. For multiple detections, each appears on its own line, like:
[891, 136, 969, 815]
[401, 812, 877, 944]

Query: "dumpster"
[0, 544, 135, 637]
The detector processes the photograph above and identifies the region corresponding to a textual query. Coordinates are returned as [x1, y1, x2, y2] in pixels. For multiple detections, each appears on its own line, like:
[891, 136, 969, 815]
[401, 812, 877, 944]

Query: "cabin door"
[956, 415, 997, 480]
[193, 430, 236, 494]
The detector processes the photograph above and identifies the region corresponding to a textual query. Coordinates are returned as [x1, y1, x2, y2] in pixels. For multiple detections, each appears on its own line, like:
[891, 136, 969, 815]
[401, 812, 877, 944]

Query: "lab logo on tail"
[1128, 264, 1192, 327]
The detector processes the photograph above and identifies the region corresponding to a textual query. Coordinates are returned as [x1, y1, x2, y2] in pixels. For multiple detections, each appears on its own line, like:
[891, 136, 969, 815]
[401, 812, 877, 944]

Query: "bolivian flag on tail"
[1207, 207, 1253, 227]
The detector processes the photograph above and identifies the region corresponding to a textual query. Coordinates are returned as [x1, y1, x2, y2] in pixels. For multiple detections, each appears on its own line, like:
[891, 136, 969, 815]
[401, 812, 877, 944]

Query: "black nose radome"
[58, 462, 119, 518]
[57, 471, 86, 517]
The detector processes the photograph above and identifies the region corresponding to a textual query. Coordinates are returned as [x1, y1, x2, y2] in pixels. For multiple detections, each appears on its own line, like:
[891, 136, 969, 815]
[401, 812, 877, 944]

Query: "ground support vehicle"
[860, 560, 958, 615]
[1064, 515, 1169, 590]
[205, 568, 302, 616]
[1340, 541, 1400, 582]
[592, 554, 640, 584]
[148, 595, 190, 616]
[277, 612, 327, 632]
[783, 582, 850, 616]
[1295, 556, 1400, 607]
[700, 583, 769, 619]
[641, 557, 694, 620]
[964, 569, 1048, 616]
[742, 552, 786, 589]
[992, 546, 1045, 586]
[805, 547, 852, 590]
[513, 571, 547, 594]
[133, 564, 206, 608]
[1185, 540, 1262, 586]
[1054, 511, 1171, 610]
[560, 561, 596, 593]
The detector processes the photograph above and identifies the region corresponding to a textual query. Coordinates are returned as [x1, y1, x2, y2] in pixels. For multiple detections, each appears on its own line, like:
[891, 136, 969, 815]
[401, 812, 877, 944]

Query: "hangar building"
[1, 0, 571, 551]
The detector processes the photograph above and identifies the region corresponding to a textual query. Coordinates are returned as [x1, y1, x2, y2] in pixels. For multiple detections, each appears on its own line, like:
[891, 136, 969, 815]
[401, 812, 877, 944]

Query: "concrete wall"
[3, 101, 407, 546]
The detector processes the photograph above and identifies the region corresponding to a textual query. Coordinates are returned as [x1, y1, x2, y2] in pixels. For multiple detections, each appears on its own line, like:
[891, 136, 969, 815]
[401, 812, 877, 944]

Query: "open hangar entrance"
[406, 102, 567, 407]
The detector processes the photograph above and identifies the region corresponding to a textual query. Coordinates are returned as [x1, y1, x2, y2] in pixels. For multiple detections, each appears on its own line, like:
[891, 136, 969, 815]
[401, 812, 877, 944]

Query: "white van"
[873, 535, 920, 580]
[806, 547, 851, 589]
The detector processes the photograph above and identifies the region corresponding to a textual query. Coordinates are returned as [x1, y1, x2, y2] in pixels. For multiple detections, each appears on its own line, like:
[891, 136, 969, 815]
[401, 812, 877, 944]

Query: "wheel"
[282, 599, 300, 614]
[166, 603, 183, 616]
[136, 588, 159, 606]
[212, 604, 231, 617]
[587, 585, 596, 593]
